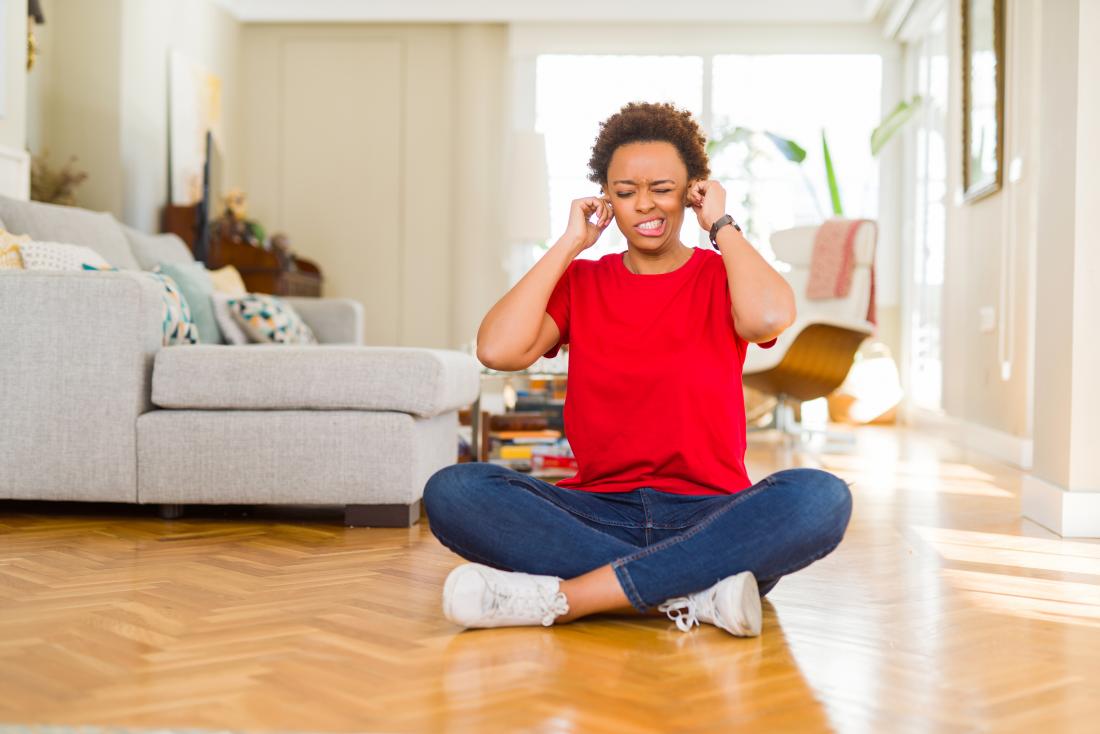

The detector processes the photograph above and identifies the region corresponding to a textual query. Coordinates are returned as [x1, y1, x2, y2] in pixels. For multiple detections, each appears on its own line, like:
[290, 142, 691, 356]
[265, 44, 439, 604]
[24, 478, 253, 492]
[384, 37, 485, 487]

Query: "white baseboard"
[1022, 474, 1100, 538]
[910, 407, 1034, 469]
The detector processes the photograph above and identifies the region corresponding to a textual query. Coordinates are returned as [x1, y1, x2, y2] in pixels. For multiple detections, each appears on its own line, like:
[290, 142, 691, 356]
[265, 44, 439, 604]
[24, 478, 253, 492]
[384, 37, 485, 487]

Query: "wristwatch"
[709, 214, 741, 249]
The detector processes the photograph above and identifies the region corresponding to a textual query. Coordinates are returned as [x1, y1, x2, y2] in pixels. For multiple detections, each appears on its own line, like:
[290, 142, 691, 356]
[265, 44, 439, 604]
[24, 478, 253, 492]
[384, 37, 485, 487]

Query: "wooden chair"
[743, 222, 877, 441]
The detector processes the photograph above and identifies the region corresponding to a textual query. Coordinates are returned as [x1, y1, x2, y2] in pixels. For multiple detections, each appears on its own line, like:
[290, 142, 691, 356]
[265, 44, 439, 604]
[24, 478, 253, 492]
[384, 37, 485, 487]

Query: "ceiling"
[216, 0, 898, 25]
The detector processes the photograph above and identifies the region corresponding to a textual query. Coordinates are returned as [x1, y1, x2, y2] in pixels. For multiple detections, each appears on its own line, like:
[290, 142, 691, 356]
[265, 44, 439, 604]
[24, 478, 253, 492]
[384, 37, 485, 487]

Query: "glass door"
[905, 11, 948, 411]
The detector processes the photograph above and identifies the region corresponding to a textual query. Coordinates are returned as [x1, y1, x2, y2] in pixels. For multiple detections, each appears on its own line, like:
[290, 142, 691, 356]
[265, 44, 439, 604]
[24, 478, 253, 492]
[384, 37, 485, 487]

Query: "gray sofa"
[0, 196, 479, 526]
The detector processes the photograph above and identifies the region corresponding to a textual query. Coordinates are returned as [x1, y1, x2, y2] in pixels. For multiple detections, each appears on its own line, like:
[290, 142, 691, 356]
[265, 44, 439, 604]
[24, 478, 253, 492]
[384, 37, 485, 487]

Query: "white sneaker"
[442, 563, 570, 629]
[657, 571, 762, 637]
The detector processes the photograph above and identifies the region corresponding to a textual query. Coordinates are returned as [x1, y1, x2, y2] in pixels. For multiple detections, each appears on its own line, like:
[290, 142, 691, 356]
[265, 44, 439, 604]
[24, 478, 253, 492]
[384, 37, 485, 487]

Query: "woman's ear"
[683, 180, 697, 207]
[682, 180, 699, 207]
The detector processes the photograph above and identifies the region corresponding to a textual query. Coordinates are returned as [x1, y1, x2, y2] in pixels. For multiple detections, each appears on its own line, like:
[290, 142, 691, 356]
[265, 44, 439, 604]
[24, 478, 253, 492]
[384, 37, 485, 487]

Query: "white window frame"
[896, 0, 949, 421]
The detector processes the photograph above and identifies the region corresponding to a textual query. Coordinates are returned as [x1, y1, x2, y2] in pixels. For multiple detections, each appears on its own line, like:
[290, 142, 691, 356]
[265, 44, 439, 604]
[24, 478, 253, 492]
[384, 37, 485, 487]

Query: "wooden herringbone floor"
[2, 426, 1099, 733]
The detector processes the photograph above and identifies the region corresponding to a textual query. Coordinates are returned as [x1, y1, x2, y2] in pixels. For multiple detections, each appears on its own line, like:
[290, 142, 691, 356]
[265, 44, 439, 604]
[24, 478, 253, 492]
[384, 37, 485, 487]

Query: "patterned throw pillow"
[210, 292, 250, 345]
[0, 244, 23, 270]
[0, 229, 30, 269]
[83, 264, 198, 346]
[149, 272, 200, 346]
[21, 240, 112, 271]
[227, 293, 318, 345]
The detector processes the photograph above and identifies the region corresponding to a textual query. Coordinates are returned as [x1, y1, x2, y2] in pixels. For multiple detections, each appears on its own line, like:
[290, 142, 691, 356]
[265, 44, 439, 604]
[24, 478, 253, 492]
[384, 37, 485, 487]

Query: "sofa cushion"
[0, 195, 141, 270]
[152, 345, 481, 418]
[121, 224, 194, 270]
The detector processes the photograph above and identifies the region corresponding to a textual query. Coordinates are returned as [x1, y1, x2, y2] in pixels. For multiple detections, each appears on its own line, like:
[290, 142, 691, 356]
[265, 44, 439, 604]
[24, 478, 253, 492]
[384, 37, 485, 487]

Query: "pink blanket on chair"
[806, 218, 877, 325]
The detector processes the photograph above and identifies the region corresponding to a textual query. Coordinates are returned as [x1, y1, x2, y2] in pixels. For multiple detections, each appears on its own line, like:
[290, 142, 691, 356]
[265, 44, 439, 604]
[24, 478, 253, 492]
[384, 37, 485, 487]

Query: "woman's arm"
[713, 225, 796, 342]
[688, 181, 796, 342]
[476, 197, 612, 371]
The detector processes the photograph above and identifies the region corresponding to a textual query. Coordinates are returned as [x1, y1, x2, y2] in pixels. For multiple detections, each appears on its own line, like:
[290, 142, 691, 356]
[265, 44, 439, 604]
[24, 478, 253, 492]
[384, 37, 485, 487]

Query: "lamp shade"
[505, 130, 551, 243]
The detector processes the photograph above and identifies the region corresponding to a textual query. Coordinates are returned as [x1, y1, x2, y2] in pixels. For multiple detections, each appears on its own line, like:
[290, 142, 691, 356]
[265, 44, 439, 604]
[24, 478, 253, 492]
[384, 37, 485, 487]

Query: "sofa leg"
[159, 504, 184, 520]
[345, 500, 421, 528]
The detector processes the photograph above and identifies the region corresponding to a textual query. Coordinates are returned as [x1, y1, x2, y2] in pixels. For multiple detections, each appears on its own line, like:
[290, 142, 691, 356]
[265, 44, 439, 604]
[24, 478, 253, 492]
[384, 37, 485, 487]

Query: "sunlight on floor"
[914, 525, 1100, 577]
[819, 454, 997, 483]
[943, 568, 1100, 629]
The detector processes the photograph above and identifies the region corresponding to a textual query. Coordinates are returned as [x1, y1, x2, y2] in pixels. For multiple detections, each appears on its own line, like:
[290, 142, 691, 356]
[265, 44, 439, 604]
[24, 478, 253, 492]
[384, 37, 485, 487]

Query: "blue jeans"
[423, 463, 852, 612]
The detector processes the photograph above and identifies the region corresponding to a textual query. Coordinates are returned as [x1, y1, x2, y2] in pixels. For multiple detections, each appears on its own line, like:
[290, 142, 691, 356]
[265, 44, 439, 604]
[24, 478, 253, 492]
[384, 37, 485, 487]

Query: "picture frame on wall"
[961, 0, 1005, 203]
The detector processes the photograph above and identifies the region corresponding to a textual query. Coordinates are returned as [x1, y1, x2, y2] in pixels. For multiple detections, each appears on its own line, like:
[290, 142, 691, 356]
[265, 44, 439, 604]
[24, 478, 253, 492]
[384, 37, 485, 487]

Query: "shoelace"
[488, 585, 569, 627]
[658, 596, 700, 632]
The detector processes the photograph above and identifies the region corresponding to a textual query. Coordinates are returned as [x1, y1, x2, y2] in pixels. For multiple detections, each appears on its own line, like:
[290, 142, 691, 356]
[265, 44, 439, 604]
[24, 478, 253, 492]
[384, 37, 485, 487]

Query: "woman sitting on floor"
[424, 101, 852, 636]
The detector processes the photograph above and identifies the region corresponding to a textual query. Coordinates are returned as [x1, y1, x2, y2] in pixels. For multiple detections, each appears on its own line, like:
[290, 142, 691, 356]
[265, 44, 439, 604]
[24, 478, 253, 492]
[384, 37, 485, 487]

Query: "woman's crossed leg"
[422, 463, 851, 630]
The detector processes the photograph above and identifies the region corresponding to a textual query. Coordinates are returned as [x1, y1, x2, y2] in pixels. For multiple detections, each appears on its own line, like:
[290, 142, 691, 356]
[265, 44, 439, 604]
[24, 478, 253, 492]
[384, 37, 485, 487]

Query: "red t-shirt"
[544, 247, 776, 496]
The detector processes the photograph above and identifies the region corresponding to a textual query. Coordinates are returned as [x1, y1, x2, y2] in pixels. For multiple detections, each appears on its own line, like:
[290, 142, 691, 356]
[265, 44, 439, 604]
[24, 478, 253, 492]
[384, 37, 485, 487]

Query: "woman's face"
[603, 141, 693, 252]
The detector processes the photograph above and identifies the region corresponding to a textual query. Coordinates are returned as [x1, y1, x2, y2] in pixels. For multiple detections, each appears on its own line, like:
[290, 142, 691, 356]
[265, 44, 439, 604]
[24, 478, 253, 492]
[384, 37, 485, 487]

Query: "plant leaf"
[822, 130, 843, 217]
[871, 95, 924, 157]
[763, 132, 807, 163]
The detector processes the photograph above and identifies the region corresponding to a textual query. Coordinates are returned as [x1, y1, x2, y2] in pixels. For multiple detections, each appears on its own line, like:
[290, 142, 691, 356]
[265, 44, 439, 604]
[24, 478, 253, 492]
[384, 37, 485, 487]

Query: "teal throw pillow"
[155, 261, 222, 344]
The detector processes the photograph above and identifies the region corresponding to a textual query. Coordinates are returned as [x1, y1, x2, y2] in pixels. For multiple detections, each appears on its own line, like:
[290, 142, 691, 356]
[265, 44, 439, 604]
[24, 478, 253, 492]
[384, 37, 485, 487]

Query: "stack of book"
[496, 429, 562, 462]
[486, 414, 577, 478]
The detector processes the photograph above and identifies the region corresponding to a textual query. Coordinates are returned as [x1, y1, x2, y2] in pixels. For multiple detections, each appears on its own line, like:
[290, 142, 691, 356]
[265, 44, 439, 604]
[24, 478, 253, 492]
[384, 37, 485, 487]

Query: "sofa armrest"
[282, 297, 364, 345]
[0, 270, 164, 501]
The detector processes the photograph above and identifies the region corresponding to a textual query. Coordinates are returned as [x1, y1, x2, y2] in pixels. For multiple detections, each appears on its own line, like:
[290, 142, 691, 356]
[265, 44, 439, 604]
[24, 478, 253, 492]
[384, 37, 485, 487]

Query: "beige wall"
[939, 0, 1039, 440]
[0, 0, 28, 150]
[240, 23, 508, 349]
[118, 0, 242, 232]
[27, 0, 241, 230]
[28, 0, 124, 215]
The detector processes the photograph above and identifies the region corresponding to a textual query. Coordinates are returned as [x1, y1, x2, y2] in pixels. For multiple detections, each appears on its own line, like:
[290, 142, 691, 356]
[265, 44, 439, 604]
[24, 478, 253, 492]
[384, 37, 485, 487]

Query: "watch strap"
[709, 214, 741, 248]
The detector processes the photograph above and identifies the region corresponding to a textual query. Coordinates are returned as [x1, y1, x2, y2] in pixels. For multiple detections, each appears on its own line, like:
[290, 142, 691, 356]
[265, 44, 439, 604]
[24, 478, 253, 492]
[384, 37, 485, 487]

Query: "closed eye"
[616, 189, 674, 197]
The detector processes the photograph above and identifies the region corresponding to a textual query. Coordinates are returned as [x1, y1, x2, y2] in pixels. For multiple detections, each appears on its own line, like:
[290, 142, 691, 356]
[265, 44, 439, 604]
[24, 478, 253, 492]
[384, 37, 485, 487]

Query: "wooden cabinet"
[162, 204, 323, 297]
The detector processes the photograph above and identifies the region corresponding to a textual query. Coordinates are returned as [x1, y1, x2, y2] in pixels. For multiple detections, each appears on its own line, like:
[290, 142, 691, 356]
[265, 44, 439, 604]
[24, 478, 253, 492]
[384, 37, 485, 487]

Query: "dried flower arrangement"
[30, 152, 88, 205]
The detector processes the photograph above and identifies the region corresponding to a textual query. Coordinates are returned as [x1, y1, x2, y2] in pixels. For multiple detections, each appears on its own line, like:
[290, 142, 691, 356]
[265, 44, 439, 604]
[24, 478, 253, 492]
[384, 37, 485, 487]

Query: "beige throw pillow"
[209, 265, 247, 294]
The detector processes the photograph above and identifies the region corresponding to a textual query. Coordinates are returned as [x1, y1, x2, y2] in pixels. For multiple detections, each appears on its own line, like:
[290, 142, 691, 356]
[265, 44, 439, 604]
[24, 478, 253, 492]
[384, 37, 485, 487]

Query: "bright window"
[711, 54, 883, 260]
[534, 53, 883, 265]
[535, 55, 703, 263]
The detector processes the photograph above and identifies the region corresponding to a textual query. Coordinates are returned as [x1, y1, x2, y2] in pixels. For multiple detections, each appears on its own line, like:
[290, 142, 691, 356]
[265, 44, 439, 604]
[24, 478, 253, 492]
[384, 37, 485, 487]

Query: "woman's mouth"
[634, 218, 666, 237]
